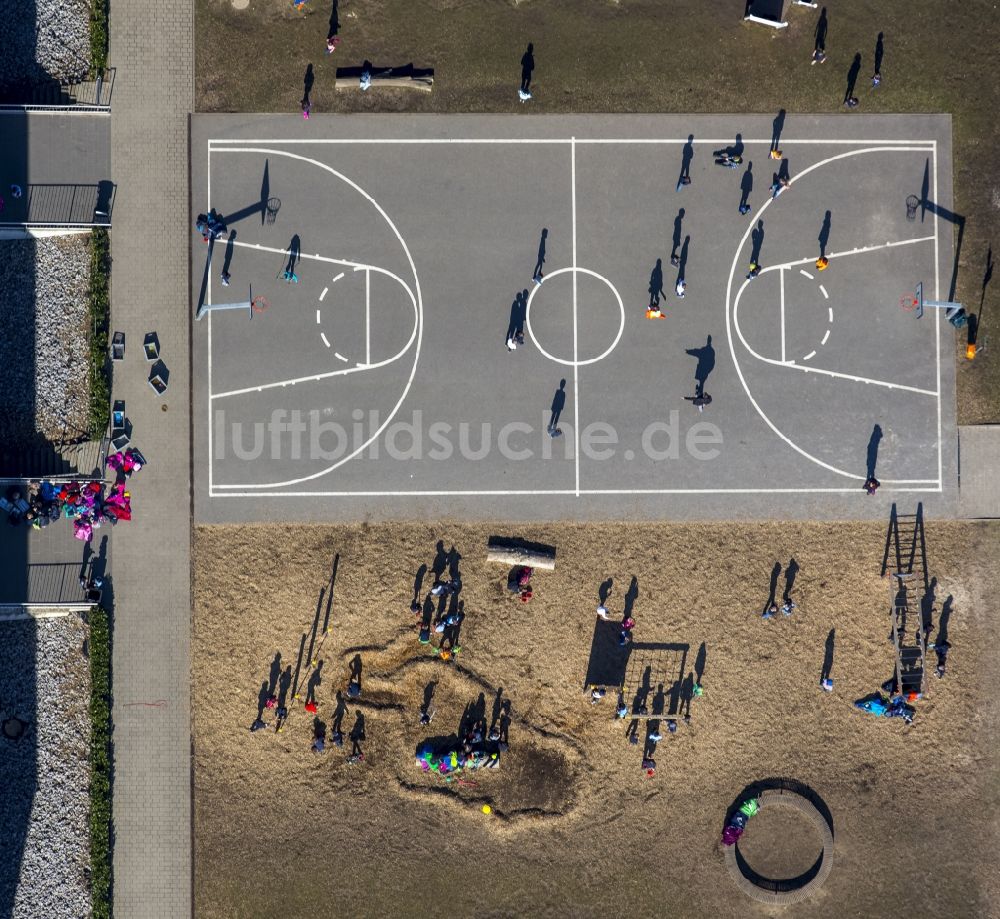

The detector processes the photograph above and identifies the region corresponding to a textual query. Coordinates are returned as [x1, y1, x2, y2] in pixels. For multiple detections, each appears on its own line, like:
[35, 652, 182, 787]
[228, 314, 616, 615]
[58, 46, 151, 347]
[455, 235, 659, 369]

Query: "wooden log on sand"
[486, 538, 556, 570]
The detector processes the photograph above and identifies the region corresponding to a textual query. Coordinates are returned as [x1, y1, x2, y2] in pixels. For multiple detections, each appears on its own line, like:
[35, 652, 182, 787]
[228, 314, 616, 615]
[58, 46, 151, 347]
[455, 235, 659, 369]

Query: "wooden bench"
[335, 63, 434, 92]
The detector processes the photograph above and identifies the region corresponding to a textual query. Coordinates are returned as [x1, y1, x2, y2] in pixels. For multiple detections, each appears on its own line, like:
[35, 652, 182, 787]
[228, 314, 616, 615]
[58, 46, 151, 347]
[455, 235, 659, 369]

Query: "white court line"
[799, 269, 814, 280]
[724, 145, 943, 484]
[320, 333, 331, 348]
[733, 276, 936, 394]
[211, 241, 419, 399]
[319, 288, 327, 302]
[821, 330, 831, 346]
[571, 137, 580, 497]
[803, 350, 817, 361]
[210, 138, 936, 147]
[780, 268, 786, 363]
[332, 271, 345, 283]
[933, 140, 942, 484]
[335, 352, 348, 362]
[316, 309, 321, 323]
[828, 307, 833, 322]
[820, 285, 829, 300]
[207, 142, 214, 495]
[211, 485, 941, 498]
[209, 146, 424, 489]
[770, 235, 934, 272]
[365, 268, 371, 366]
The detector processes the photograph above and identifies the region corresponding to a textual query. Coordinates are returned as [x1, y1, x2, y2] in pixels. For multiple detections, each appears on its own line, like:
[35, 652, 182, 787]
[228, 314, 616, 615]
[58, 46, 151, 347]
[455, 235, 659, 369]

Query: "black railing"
[0, 182, 115, 227]
[0, 68, 115, 110]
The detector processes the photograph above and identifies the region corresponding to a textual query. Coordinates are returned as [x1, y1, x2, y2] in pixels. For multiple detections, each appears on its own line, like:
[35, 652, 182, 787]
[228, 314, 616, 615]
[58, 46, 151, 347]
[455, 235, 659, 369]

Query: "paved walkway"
[108, 1, 193, 916]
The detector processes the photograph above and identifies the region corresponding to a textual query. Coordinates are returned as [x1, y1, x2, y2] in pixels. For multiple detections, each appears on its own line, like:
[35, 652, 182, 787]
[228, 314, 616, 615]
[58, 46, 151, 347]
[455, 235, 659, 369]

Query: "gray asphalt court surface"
[191, 114, 957, 522]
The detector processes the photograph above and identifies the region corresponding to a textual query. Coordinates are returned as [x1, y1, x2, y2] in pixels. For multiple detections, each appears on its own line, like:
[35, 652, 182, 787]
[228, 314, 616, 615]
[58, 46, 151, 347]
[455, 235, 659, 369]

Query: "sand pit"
[193, 519, 1000, 919]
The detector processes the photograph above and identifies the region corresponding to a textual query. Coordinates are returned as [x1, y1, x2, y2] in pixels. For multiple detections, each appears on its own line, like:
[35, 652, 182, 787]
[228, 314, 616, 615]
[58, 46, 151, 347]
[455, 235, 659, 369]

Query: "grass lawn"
[196, 0, 1000, 422]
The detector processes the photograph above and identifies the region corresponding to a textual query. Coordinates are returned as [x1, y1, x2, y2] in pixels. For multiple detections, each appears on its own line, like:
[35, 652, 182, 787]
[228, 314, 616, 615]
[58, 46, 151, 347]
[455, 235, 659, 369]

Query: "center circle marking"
[524, 266, 626, 367]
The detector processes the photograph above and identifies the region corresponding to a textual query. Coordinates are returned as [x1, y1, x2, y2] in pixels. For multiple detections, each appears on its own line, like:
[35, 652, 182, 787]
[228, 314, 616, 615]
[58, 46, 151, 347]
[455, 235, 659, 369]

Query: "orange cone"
[816, 257, 829, 271]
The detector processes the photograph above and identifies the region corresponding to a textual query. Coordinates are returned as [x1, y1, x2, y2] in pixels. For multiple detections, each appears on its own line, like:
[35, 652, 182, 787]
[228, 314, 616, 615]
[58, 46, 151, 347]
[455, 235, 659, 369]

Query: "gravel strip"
[0, 236, 91, 446]
[0, 614, 92, 918]
[0, 0, 91, 90]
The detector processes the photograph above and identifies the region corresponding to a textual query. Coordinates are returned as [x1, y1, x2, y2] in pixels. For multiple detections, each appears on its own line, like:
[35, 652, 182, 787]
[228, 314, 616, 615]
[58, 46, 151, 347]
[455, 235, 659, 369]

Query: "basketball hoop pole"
[911, 280, 965, 324]
[196, 285, 255, 321]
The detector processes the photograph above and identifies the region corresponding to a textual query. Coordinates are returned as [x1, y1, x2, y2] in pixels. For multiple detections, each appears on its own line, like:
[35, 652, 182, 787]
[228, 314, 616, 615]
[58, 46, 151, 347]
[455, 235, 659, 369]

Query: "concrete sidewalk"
[108, 0, 193, 916]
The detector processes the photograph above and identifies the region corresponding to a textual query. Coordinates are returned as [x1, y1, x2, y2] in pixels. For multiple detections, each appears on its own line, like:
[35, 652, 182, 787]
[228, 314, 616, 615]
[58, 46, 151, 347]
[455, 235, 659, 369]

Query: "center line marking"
[819, 284, 829, 300]
[319, 287, 328, 302]
[821, 330, 830, 345]
[316, 309, 321, 324]
[571, 136, 580, 497]
[780, 267, 786, 363]
[365, 269, 371, 366]
[320, 332, 331, 348]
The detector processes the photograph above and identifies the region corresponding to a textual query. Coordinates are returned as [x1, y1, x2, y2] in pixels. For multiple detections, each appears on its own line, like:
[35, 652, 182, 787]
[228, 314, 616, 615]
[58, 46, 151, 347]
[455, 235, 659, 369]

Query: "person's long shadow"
[677, 134, 694, 189]
[331, 689, 347, 735]
[267, 651, 282, 698]
[305, 660, 324, 705]
[815, 8, 828, 53]
[671, 208, 685, 264]
[694, 642, 707, 687]
[422, 680, 436, 715]
[532, 228, 547, 281]
[920, 575, 937, 636]
[866, 424, 883, 479]
[750, 220, 764, 264]
[844, 52, 862, 103]
[648, 258, 665, 307]
[623, 575, 639, 618]
[285, 234, 301, 275]
[303, 63, 314, 106]
[874, 31, 884, 75]
[739, 163, 753, 211]
[520, 43, 535, 93]
[818, 211, 831, 260]
[431, 539, 448, 583]
[713, 133, 743, 159]
[937, 595, 953, 645]
[598, 576, 613, 608]
[821, 628, 835, 684]
[766, 561, 781, 610]
[505, 289, 527, 344]
[548, 379, 567, 432]
[222, 230, 236, 279]
[685, 335, 716, 398]
[349, 711, 365, 756]
[771, 109, 785, 154]
[677, 236, 690, 283]
[277, 665, 292, 709]
[783, 557, 799, 601]
[328, 0, 340, 39]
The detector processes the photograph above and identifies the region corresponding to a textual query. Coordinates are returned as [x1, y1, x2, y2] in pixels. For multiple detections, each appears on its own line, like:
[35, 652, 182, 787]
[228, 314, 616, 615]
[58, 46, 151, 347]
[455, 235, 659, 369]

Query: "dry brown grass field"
[193, 519, 1000, 918]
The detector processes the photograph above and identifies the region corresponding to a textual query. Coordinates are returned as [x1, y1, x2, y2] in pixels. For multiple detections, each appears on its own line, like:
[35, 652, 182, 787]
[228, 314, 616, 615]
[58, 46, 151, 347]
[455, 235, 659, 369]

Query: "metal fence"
[0, 182, 115, 228]
[0, 68, 115, 112]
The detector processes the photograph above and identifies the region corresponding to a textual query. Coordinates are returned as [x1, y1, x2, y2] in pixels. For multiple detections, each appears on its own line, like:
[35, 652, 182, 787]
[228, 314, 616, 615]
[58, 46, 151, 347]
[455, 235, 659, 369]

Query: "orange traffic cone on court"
[816, 256, 829, 271]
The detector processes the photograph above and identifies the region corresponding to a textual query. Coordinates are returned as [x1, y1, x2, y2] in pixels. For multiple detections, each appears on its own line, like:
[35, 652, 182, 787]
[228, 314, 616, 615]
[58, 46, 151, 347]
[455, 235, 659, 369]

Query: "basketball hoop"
[265, 197, 281, 225]
[251, 295, 270, 315]
[905, 195, 920, 221]
[899, 292, 919, 312]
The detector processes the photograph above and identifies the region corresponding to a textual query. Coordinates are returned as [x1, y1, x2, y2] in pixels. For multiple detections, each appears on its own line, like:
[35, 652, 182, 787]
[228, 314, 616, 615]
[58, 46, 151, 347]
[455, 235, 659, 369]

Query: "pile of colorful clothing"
[416, 740, 501, 777]
[0, 447, 145, 539]
[722, 796, 760, 847]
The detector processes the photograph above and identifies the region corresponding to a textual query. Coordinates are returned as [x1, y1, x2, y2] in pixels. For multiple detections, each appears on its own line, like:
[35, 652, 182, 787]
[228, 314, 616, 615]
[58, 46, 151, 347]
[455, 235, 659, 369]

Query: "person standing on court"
[532, 228, 547, 284]
[519, 43, 535, 101]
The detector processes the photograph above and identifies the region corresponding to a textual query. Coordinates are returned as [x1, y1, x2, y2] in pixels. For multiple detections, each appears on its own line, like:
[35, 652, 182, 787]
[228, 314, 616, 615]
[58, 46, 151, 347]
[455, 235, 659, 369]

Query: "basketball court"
[190, 114, 957, 522]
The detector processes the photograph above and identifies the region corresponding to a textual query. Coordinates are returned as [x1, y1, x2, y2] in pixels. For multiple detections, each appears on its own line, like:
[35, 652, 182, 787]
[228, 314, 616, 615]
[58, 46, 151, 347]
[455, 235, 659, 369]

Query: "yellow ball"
[481, 805, 492, 815]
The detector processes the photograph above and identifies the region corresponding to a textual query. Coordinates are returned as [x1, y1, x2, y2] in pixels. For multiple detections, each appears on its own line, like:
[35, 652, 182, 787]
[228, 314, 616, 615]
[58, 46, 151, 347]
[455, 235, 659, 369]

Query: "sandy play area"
[193, 517, 1000, 919]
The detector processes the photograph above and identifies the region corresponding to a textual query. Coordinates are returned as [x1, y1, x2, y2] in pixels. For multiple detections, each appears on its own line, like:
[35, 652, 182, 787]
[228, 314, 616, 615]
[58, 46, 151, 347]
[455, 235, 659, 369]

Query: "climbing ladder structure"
[883, 505, 930, 698]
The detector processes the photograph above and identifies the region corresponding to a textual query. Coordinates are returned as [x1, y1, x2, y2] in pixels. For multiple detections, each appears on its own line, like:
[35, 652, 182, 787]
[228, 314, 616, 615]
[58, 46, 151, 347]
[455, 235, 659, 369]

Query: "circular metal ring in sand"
[723, 787, 834, 905]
